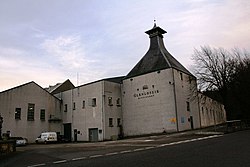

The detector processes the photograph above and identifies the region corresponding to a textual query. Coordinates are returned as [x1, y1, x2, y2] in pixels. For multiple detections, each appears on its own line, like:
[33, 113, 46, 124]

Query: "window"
[186, 101, 190, 112]
[109, 118, 113, 127]
[40, 109, 45, 121]
[82, 100, 85, 109]
[27, 103, 35, 121]
[108, 97, 113, 106]
[92, 98, 97, 107]
[88, 98, 97, 107]
[116, 98, 121, 106]
[15, 108, 21, 120]
[73, 102, 76, 110]
[143, 85, 148, 90]
[64, 104, 68, 112]
[117, 118, 121, 127]
[180, 72, 183, 80]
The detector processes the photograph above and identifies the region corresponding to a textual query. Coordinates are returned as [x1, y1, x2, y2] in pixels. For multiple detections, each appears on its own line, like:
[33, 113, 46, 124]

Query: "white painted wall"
[57, 80, 122, 141]
[122, 69, 178, 136]
[172, 69, 201, 131]
[198, 93, 226, 127]
[103, 81, 122, 140]
[58, 81, 103, 141]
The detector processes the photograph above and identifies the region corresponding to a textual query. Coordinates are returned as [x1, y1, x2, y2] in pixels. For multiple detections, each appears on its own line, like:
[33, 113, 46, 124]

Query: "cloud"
[41, 35, 107, 85]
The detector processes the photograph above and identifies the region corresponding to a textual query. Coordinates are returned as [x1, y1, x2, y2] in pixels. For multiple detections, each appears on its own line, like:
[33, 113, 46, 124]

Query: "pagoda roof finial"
[153, 19, 157, 27]
[145, 22, 167, 38]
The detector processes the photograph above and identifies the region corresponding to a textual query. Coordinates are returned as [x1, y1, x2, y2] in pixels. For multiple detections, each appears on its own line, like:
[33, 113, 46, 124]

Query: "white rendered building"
[0, 24, 226, 142]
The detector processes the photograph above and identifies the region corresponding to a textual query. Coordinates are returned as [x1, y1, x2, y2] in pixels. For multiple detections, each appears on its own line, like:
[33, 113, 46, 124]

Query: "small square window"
[15, 108, 21, 120]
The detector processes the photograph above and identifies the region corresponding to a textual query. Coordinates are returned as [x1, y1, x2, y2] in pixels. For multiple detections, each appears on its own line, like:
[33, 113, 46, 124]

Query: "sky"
[0, 0, 249, 92]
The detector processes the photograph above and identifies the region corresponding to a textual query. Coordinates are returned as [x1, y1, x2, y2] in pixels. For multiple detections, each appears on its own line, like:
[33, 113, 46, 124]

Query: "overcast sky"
[0, 0, 249, 91]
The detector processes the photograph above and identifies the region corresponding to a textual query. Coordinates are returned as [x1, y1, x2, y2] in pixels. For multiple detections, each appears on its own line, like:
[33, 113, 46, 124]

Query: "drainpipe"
[172, 69, 179, 132]
[101, 81, 105, 141]
[197, 89, 202, 129]
[71, 89, 74, 141]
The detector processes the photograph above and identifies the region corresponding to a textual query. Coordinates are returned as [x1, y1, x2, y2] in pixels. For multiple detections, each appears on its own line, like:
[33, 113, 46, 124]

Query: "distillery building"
[0, 24, 226, 142]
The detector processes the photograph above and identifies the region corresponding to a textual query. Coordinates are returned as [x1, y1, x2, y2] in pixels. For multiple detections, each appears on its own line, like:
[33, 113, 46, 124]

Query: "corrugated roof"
[125, 24, 193, 79]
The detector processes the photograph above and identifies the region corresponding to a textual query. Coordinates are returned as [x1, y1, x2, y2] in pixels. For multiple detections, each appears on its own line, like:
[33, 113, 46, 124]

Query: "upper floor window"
[186, 101, 190, 112]
[40, 109, 45, 121]
[116, 98, 121, 106]
[64, 104, 68, 112]
[108, 97, 113, 106]
[92, 98, 97, 107]
[27, 103, 35, 121]
[82, 100, 85, 109]
[15, 108, 21, 120]
[73, 102, 76, 110]
[180, 72, 183, 81]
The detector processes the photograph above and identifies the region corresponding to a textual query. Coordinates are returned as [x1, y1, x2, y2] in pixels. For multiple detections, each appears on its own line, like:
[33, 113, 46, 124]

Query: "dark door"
[64, 123, 72, 142]
[89, 128, 98, 142]
[74, 129, 77, 142]
[190, 116, 194, 129]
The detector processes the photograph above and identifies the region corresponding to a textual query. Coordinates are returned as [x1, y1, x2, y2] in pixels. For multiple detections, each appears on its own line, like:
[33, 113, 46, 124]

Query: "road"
[1, 130, 250, 167]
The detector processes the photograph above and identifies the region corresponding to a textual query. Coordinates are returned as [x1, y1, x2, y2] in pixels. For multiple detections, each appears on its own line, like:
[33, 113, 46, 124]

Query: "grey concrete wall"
[0, 82, 62, 142]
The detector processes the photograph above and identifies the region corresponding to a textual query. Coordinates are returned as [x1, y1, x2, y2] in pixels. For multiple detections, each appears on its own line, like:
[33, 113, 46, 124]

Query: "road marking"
[133, 148, 145, 152]
[72, 157, 87, 161]
[53, 160, 67, 164]
[144, 146, 155, 150]
[144, 139, 154, 142]
[27, 164, 46, 167]
[156, 135, 223, 148]
[105, 152, 118, 156]
[120, 150, 132, 154]
[89, 154, 103, 158]
[27, 134, 223, 167]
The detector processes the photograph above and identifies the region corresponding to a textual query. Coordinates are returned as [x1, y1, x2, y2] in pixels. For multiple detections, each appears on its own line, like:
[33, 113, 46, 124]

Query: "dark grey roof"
[125, 24, 193, 79]
[104, 76, 125, 84]
[46, 79, 75, 94]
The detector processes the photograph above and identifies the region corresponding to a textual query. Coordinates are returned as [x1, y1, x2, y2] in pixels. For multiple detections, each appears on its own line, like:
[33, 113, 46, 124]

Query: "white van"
[35, 132, 57, 144]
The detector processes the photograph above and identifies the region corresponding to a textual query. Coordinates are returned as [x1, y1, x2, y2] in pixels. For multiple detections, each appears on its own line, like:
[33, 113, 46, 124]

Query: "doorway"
[89, 128, 98, 142]
[64, 123, 72, 142]
[190, 116, 194, 129]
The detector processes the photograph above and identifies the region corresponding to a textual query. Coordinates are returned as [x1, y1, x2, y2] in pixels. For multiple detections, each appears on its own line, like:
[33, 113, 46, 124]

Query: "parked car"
[9, 137, 28, 146]
[35, 132, 57, 144]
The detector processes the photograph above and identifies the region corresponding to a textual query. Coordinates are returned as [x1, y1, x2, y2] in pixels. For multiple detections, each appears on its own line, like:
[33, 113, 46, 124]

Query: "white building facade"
[55, 78, 123, 142]
[122, 24, 201, 136]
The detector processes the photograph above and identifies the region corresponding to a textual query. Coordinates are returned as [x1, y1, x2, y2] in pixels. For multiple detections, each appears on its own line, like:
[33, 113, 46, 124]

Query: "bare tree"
[192, 46, 250, 119]
[193, 46, 238, 91]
